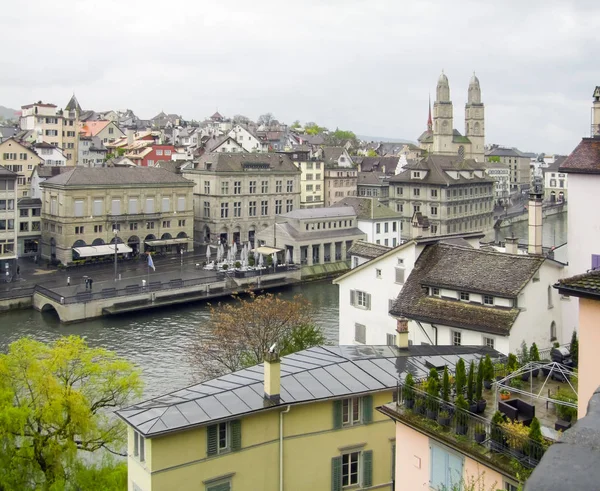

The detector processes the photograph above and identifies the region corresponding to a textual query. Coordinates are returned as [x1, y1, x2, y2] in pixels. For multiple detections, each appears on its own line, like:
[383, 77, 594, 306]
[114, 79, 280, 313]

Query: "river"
[0, 212, 567, 402]
[0, 281, 340, 400]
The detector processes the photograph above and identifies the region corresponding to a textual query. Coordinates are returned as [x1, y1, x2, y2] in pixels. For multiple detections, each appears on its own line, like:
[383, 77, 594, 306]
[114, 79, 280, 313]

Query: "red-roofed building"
[79, 120, 124, 144]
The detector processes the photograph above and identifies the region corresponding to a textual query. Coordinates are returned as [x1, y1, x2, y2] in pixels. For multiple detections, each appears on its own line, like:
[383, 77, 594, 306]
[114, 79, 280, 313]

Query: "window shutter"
[333, 400, 343, 429]
[593, 254, 600, 270]
[207, 425, 218, 456]
[74, 199, 84, 217]
[430, 445, 446, 488]
[362, 395, 373, 424]
[350, 289, 355, 306]
[331, 456, 342, 491]
[366, 293, 371, 310]
[395, 268, 404, 283]
[362, 450, 373, 488]
[177, 196, 185, 211]
[231, 420, 242, 451]
[447, 451, 464, 487]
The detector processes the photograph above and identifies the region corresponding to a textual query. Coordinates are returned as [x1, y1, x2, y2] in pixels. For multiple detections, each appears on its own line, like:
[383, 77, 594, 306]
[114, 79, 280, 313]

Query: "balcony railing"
[385, 382, 551, 476]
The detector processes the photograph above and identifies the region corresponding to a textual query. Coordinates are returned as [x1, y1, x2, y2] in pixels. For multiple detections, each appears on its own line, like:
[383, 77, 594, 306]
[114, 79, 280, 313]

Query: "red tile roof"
[559, 138, 600, 174]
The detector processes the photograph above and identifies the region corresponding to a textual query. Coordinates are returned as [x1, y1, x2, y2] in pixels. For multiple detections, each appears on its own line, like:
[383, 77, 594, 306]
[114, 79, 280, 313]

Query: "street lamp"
[113, 227, 118, 281]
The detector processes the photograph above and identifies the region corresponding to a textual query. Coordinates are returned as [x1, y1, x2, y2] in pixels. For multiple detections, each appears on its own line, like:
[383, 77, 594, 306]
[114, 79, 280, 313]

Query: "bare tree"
[190, 292, 324, 380]
[257, 113, 275, 126]
[233, 114, 251, 124]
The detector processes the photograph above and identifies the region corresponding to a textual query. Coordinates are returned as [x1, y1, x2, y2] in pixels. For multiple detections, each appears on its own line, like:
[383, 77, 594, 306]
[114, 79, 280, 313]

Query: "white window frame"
[432, 287, 440, 297]
[342, 450, 361, 487]
[460, 291, 470, 302]
[342, 398, 362, 426]
[375, 269, 382, 279]
[452, 331, 462, 346]
[356, 291, 368, 308]
[483, 336, 495, 349]
[133, 431, 145, 462]
[483, 295, 494, 305]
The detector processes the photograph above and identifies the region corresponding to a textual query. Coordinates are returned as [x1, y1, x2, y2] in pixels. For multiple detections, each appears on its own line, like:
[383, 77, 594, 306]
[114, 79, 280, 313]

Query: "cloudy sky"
[1, 0, 598, 154]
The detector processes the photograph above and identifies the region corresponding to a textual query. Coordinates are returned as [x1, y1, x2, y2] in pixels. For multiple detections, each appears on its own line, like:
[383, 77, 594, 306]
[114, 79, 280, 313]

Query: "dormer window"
[432, 287, 440, 297]
[460, 292, 470, 302]
[412, 171, 421, 178]
[483, 295, 494, 305]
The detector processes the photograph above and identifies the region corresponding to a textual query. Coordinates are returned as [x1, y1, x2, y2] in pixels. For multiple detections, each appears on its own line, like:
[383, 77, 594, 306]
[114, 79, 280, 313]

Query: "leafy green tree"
[487, 155, 501, 163]
[455, 358, 466, 397]
[0, 336, 142, 489]
[280, 324, 326, 357]
[520, 341, 530, 365]
[291, 120, 301, 129]
[326, 128, 357, 146]
[483, 355, 494, 383]
[68, 456, 128, 491]
[507, 353, 519, 372]
[304, 122, 327, 135]
[529, 342, 540, 362]
[366, 149, 378, 157]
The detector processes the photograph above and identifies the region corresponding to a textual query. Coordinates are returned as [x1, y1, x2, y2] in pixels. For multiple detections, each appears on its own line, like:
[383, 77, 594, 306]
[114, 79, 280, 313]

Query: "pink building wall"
[577, 298, 600, 419]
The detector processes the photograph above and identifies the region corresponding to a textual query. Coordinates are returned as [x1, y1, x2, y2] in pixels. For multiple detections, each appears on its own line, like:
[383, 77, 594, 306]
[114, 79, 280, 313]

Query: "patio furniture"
[555, 419, 571, 431]
[498, 398, 535, 426]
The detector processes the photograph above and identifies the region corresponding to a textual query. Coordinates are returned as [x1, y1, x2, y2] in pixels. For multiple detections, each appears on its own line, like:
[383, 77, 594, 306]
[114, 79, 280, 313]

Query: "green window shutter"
[207, 425, 218, 456]
[331, 456, 342, 491]
[333, 399, 343, 429]
[362, 395, 373, 424]
[362, 450, 373, 488]
[206, 483, 231, 491]
[231, 420, 242, 451]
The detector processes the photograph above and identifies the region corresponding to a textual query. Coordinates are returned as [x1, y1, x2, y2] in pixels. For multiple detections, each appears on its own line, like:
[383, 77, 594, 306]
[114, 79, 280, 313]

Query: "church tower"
[465, 73, 485, 161]
[433, 71, 454, 154]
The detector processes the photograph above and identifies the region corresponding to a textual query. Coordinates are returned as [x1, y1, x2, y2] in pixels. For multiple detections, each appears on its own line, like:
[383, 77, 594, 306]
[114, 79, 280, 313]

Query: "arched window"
[548, 286, 553, 309]
[550, 321, 557, 341]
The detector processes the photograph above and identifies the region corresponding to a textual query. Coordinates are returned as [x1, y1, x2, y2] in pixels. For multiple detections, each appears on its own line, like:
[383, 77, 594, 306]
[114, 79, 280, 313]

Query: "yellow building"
[40, 167, 194, 264]
[0, 138, 43, 198]
[19, 96, 81, 166]
[116, 342, 508, 491]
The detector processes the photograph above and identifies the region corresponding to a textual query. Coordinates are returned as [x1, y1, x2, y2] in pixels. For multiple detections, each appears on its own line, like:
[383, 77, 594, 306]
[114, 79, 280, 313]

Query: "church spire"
[427, 94, 433, 132]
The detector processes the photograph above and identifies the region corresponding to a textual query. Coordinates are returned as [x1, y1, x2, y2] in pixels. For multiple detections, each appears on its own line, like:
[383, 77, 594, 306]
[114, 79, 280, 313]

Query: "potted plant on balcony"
[404, 373, 415, 409]
[510, 377, 524, 390]
[438, 409, 451, 427]
[490, 411, 507, 452]
[441, 366, 451, 406]
[483, 355, 494, 390]
[414, 396, 425, 416]
[455, 358, 466, 399]
[570, 330, 579, 368]
[426, 368, 440, 420]
[454, 395, 469, 436]
[520, 341, 531, 381]
[555, 389, 577, 423]
[507, 353, 519, 374]
[501, 419, 529, 459]
[494, 361, 507, 382]
[500, 389, 511, 401]
[529, 342, 540, 377]
[476, 358, 487, 414]
[525, 417, 545, 465]
[467, 361, 477, 413]
[474, 422, 487, 444]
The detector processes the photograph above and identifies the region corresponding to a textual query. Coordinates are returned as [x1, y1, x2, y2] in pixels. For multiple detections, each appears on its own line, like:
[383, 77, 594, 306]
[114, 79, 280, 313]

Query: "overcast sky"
[1, 0, 598, 154]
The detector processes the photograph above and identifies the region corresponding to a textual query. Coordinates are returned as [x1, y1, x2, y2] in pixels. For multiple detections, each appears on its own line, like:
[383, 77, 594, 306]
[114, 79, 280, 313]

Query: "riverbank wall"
[494, 203, 567, 228]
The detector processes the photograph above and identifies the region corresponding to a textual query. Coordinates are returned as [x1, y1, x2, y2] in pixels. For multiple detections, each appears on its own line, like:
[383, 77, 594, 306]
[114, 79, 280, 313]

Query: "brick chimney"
[264, 351, 281, 403]
[528, 185, 543, 255]
[505, 236, 519, 255]
[396, 318, 409, 350]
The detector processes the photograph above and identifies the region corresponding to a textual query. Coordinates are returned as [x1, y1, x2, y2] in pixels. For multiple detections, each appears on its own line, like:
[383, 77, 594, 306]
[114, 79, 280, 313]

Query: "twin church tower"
[418, 71, 485, 162]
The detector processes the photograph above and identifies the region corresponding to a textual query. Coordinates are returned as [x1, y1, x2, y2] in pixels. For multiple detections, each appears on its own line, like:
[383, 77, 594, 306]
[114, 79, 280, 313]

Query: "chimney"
[127, 128, 134, 146]
[593, 86, 600, 137]
[396, 318, 409, 350]
[528, 185, 543, 255]
[505, 236, 519, 255]
[264, 351, 281, 403]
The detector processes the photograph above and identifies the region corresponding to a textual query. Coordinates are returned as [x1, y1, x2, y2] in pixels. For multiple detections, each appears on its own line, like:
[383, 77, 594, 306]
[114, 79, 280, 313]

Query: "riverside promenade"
[0, 252, 301, 323]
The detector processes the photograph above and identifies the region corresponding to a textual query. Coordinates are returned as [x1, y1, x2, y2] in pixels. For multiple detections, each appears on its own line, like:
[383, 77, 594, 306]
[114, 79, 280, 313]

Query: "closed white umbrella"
[206, 245, 211, 262]
[232, 242, 238, 258]
[285, 249, 291, 265]
[272, 253, 278, 268]
[258, 253, 264, 268]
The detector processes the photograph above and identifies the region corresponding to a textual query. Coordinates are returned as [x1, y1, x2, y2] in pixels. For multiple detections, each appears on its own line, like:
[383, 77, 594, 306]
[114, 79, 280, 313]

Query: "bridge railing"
[35, 265, 298, 305]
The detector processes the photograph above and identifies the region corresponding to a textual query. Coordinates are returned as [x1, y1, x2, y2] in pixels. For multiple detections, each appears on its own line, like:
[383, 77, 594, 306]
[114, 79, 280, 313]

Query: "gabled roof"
[79, 120, 112, 137]
[390, 243, 546, 335]
[357, 156, 399, 174]
[335, 196, 402, 220]
[348, 240, 392, 260]
[555, 269, 600, 300]
[559, 138, 600, 174]
[358, 172, 389, 186]
[34, 166, 71, 178]
[116, 344, 502, 437]
[543, 156, 567, 173]
[321, 146, 347, 165]
[486, 147, 527, 158]
[41, 166, 193, 187]
[389, 154, 492, 186]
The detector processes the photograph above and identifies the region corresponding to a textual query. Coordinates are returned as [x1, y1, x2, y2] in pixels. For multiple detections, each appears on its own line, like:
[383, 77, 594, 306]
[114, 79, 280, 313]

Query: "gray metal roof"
[116, 344, 502, 437]
[281, 207, 356, 220]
